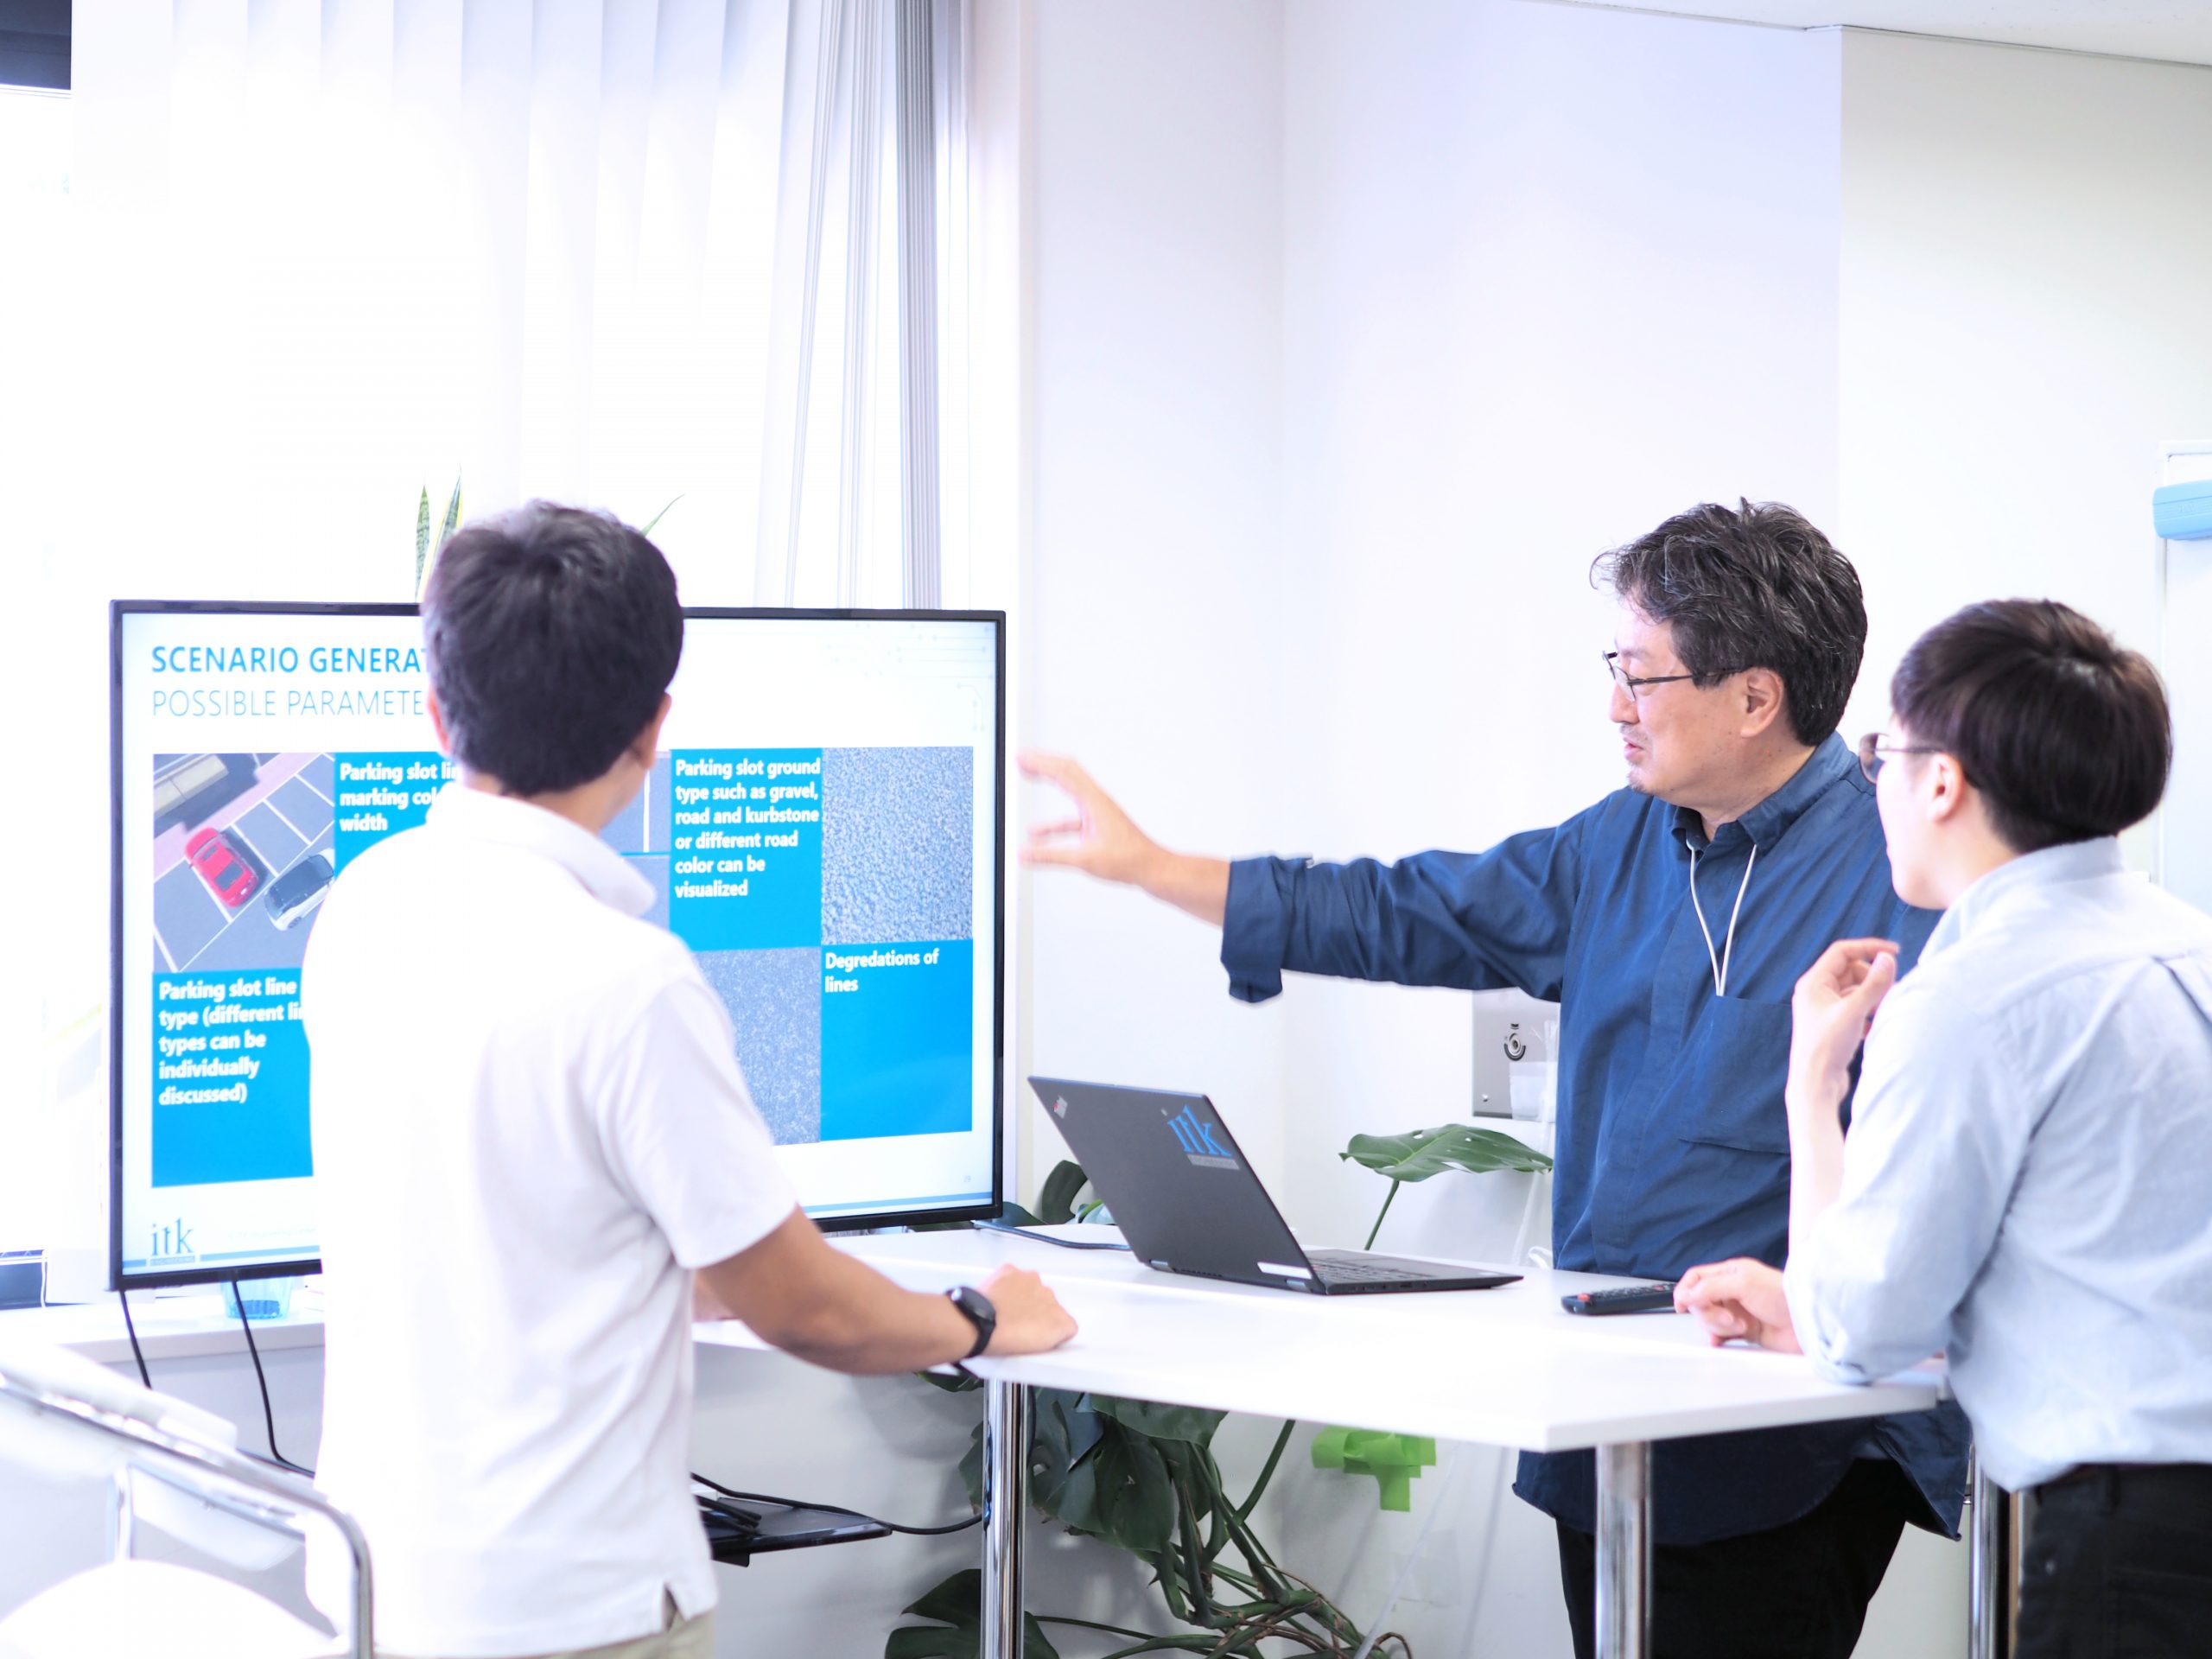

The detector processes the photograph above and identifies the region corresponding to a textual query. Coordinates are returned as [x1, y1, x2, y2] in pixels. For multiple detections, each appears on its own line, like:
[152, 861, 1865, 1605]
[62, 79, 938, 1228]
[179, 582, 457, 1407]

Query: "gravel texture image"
[821, 747, 974, 947]
[695, 947, 822, 1145]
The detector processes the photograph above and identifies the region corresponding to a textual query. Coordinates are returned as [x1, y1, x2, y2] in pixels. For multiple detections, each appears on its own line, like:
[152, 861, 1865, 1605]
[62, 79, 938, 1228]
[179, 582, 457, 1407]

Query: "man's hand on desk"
[977, 1264, 1079, 1357]
[1019, 751, 1230, 926]
[694, 1210, 1077, 1375]
[1675, 1258, 1802, 1354]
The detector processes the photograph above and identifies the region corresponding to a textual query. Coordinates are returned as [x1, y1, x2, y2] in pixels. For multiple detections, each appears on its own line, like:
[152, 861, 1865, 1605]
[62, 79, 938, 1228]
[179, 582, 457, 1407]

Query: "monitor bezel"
[111, 599, 1009, 1290]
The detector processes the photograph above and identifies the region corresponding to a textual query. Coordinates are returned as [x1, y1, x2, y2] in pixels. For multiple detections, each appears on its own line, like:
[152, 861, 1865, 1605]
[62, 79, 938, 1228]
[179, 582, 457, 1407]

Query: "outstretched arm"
[1020, 751, 1230, 925]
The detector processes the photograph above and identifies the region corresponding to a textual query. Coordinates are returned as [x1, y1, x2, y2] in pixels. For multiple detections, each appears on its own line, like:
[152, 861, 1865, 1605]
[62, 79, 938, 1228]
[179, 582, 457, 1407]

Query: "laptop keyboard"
[1309, 1252, 1429, 1282]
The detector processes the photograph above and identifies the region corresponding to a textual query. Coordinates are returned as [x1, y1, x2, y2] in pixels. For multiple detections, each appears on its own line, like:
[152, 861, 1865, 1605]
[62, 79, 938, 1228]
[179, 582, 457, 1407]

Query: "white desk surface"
[696, 1226, 1948, 1454]
[7, 1227, 1944, 1456]
[2, 1287, 329, 1367]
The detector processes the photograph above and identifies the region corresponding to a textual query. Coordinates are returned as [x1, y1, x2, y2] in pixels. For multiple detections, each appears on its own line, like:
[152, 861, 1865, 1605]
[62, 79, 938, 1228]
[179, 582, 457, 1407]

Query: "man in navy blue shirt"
[1024, 500, 1971, 1659]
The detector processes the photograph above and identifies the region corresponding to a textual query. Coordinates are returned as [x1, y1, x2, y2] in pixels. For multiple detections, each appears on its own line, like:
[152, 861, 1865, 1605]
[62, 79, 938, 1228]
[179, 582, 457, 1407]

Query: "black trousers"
[2018, 1464, 2212, 1659]
[1554, 1459, 1915, 1659]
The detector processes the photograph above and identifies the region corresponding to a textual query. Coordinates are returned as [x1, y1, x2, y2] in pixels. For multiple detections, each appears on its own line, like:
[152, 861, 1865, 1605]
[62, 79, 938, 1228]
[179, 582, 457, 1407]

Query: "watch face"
[950, 1285, 995, 1354]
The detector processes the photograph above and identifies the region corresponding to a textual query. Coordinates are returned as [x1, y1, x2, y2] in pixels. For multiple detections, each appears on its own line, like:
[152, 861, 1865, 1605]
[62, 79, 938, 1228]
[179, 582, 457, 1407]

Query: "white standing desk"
[696, 1226, 1948, 1659]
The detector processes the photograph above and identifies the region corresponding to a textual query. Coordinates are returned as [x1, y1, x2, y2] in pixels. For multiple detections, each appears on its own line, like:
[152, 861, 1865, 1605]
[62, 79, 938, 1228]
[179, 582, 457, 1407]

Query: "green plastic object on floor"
[1310, 1426, 1439, 1511]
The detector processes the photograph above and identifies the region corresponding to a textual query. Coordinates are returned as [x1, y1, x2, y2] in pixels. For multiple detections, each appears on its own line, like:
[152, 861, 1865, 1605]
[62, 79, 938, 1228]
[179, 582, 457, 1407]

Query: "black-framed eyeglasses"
[1604, 652, 1696, 704]
[1857, 731, 1940, 785]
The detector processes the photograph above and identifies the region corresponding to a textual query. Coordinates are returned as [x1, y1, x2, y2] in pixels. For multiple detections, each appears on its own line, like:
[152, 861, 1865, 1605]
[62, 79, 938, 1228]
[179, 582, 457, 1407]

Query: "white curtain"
[63, 0, 957, 610]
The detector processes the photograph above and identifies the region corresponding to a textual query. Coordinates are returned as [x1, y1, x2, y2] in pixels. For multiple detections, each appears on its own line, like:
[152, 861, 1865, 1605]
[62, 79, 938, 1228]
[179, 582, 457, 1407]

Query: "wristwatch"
[945, 1285, 997, 1359]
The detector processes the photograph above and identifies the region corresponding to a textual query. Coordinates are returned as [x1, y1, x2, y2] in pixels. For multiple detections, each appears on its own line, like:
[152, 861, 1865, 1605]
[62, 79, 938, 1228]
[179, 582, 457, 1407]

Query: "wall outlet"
[1471, 988, 1560, 1117]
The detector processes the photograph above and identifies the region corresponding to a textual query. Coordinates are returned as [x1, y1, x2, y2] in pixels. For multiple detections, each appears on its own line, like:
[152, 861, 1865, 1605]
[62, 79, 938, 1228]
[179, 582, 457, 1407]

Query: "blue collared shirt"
[1222, 734, 1971, 1543]
[1787, 838, 2212, 1492]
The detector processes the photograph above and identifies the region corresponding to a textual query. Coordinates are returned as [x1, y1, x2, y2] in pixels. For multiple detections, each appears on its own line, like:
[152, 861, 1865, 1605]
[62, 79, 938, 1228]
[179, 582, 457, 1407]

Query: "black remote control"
[1560, 1282, 1679, 1316]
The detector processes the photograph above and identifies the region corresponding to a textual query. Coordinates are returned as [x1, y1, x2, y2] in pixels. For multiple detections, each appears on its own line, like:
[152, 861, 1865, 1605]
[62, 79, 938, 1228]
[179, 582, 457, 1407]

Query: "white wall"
[1019, 0, 1294, 1195]
[1836, 31, 2212, 771]
[1273, 0, 1845, 1268]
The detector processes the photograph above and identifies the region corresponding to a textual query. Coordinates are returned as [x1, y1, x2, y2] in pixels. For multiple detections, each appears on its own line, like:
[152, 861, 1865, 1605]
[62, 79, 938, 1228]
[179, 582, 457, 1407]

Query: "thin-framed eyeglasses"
[1603, 652, 1696, 704]
[1857, 731, 1940, 785]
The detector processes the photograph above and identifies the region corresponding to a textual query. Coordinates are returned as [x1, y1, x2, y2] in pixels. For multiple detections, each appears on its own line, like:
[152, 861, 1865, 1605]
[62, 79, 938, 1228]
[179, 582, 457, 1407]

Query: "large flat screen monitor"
[111, 601, 1006, 1288]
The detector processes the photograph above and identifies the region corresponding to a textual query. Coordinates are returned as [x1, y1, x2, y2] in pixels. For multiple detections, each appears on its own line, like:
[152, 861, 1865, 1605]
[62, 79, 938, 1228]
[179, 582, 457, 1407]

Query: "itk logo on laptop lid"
[1165, 1103, 1238, 1170]
[1052, 1096, 1068, 1117]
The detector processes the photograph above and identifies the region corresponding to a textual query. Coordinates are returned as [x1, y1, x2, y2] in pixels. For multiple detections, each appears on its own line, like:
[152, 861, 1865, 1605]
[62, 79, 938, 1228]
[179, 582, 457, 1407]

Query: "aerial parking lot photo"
[151, 752, 338, 973]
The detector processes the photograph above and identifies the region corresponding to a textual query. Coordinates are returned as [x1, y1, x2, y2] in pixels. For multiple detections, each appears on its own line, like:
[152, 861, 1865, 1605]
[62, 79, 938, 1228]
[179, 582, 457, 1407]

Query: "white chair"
[0, 1333, 371, 1659]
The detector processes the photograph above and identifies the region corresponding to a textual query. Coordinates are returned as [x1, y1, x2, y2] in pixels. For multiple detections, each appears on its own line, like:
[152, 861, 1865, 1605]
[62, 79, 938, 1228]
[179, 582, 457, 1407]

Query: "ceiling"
[1527, 2, 2212, 67]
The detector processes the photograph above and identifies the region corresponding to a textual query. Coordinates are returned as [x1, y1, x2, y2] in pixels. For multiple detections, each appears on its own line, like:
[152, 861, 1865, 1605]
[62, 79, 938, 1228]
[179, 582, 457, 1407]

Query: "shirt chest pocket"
[1672, 994, 1795, 1154]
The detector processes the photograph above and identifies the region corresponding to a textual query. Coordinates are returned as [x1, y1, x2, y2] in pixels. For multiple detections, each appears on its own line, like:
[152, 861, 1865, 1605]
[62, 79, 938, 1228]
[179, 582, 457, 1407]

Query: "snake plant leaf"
[1036, 1160, 1089, 1226]
[414, 487, 431, 593]
[639, 493, 682, 537]
[1340, 1123, 1553, 1182]
[438, 477, 463, 550]
[887, 1569, 1059, 1659]
[1083, 1394, 1226, 1447]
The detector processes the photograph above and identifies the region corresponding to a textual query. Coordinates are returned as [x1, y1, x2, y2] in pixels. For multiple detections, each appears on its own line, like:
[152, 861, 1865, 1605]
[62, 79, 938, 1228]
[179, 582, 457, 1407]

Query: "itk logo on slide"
[1166, 1104, 1238, 1170]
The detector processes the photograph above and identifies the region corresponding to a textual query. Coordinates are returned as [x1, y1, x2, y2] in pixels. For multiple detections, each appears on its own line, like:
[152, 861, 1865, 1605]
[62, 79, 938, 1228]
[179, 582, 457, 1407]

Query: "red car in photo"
[185, 827, 258, 910]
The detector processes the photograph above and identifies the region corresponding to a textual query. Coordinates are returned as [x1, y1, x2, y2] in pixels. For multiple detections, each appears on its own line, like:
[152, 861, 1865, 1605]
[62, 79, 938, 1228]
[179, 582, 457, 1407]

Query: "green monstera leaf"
[1341, 1122, 1553, 1182]
[1081, 1394, 1225, 1446]
[956, 1389, 1199, 1555]
[885, 1569, 1058, 1659]
[1082, 1424, 1176, 1554]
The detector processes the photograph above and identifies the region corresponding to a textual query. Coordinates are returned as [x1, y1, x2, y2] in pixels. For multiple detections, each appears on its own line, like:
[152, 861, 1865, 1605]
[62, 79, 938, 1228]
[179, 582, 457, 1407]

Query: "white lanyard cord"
[1688, 840, 1758, 998]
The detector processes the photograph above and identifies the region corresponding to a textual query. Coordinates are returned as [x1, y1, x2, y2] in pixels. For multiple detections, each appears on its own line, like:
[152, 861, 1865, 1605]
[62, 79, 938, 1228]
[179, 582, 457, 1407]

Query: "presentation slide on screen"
[116, 608, 1001, 1281]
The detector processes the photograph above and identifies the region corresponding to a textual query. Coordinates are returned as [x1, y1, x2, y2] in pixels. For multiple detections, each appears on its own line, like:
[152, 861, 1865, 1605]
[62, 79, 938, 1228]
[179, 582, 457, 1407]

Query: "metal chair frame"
[0, 1361, 372, 1659]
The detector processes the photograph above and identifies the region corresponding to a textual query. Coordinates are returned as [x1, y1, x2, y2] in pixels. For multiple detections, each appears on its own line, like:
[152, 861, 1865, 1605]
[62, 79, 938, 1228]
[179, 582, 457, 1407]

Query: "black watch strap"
[945, 1285, 997, 1360]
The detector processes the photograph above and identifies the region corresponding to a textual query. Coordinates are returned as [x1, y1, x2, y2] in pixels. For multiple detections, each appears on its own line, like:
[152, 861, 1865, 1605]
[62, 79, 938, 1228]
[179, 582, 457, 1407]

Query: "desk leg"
[982, 1378, 1032, 1659]
[1594, 1440, 1651, 1659]
[1968, 1456, 2009, 1659]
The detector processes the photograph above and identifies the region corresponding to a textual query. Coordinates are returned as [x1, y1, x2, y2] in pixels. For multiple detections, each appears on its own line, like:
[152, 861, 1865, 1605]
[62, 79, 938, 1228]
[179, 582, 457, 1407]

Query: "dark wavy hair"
[1592, 499, 1866, 747]
[423, 502, 683, 797]
[1891, 599, 2169, 854]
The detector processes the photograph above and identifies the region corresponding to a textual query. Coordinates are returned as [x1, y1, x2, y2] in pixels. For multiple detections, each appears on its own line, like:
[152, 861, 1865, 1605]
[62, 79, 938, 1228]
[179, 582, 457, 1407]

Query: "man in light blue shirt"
[1678, 597, 2212, 1659]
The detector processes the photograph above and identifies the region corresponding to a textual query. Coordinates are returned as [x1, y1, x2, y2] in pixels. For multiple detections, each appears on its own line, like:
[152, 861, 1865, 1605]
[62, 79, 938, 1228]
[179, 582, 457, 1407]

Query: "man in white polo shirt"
[303, 503, 1074, 1659]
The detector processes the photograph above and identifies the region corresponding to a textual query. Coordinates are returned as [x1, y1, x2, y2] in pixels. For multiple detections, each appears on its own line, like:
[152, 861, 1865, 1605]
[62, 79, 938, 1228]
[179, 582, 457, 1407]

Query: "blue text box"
[332, 751, 451, 870]
[668, 749, 823, 950]
[820, 940, 972, 1141]
[151, 970, 313, 1187]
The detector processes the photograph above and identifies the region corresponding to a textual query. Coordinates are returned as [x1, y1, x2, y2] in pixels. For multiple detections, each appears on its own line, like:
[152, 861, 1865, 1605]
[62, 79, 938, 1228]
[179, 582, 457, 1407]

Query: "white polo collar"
[424, 783, 654, 917]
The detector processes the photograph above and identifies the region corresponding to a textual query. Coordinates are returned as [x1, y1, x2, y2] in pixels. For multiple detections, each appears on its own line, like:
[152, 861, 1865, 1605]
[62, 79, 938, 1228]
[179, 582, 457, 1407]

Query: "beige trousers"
[385, 1605, 715, 1659]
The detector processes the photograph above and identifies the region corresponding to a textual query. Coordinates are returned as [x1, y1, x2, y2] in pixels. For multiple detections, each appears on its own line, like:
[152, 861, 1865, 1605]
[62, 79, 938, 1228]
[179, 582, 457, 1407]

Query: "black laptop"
[1028, 1077, 1521, 1295]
